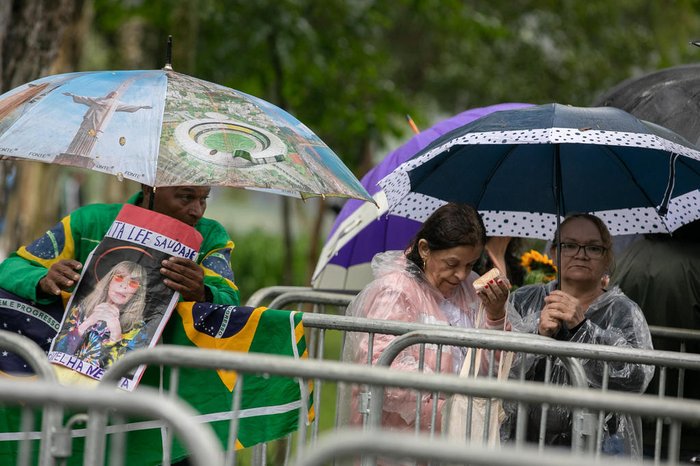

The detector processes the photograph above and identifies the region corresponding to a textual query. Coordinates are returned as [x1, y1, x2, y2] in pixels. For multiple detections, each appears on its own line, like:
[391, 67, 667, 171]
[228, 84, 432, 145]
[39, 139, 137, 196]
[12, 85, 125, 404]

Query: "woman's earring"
[422, 257, 427, 270]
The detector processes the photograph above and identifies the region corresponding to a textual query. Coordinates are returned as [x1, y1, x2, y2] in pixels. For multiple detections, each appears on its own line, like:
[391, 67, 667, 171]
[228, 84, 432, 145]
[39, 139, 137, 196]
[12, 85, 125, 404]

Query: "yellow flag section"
[178, 304, 269, 390]
[126, 302, 313, 462]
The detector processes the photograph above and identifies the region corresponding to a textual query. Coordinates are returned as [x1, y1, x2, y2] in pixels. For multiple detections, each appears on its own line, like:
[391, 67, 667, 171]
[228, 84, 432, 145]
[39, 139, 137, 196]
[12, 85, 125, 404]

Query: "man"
[0, 185, 308, 465]
[613, 220, 700, 461]
[0, 184, 239, 307]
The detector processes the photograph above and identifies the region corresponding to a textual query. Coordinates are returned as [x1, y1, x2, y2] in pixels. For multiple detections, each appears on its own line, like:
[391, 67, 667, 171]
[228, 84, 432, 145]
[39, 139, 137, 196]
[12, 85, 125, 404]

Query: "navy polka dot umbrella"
[380, 103, 700, 241]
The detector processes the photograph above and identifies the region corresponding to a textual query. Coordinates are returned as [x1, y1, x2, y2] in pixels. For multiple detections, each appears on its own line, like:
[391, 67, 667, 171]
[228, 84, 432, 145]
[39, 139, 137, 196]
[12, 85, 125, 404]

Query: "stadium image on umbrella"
[0, 67, 372, 203]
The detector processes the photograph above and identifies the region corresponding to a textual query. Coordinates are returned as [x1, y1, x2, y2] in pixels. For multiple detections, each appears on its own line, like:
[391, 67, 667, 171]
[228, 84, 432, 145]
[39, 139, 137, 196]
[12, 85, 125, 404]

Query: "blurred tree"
[0, 0, 86, 255]
[86, 0, 433, 285]
[4, 0, 700, 291]
[401, 0, 700, 111]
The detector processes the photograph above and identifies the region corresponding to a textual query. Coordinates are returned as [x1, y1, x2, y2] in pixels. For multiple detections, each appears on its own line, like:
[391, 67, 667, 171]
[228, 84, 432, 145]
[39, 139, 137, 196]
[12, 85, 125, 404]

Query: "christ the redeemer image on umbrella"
[55, 88, 151, 168]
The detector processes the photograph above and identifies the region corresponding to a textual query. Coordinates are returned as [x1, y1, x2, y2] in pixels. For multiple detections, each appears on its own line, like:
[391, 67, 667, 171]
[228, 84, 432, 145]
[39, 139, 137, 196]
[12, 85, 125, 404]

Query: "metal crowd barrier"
[369, 329, 587, 449]
[0, 378, 223, 466]
[0, 330, 58, 380]
[0, 330, 223, 466]
[250, 287, 700, 348]
[0, 330, 61, 466]
[376, 329, 700, 462]
[301, 312, 700, 460]
[294, 429, 654, 466]
[649, 326, 700, 352]
[90, 347, 700, 466]
[252, 287, 700, 352]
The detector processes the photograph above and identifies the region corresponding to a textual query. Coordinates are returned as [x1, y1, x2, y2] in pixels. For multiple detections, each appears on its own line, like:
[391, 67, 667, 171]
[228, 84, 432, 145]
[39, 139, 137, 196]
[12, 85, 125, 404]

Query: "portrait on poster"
[48, 204, 202, 390]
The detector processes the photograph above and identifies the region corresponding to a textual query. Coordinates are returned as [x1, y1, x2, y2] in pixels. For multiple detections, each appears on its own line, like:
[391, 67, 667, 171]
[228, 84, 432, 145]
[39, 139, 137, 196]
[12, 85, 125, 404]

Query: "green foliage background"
[232, 229, 312, 303]
[70, 0, 700, 294]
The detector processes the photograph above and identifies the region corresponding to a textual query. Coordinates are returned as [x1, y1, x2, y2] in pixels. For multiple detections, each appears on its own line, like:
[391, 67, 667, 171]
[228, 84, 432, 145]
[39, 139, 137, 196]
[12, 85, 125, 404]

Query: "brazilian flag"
[0, 299, 313, 465]
[128, 302, 314, 462]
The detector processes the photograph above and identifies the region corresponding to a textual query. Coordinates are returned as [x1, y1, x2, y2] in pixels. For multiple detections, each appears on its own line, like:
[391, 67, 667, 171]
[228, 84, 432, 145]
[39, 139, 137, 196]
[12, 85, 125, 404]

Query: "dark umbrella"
[379, 103, 700, 281]
[592, 64, 700, 146]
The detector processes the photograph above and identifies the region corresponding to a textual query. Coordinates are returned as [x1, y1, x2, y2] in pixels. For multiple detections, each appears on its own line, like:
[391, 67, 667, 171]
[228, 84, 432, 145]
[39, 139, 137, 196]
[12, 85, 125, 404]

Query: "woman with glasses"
[53, 260, 149, 369]
[508, 213, 654, 457]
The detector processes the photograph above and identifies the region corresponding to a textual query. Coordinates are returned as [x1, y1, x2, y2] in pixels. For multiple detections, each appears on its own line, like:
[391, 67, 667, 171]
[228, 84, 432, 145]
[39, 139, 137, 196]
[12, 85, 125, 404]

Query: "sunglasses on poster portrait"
[112, 273, 142, 289]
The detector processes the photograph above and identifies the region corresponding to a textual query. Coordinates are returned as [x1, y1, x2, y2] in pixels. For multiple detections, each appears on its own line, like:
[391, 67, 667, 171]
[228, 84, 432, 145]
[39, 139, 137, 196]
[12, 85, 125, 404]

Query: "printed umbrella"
[380, 103, 700, 243]
[0, 69, 372, 202]
[593, 64, 700, 146]
[311, 103, 533, 290]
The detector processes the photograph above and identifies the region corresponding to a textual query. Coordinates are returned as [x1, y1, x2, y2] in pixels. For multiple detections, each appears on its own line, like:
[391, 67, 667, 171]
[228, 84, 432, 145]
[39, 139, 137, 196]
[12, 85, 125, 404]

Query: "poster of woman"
[48, 204, 202, 390]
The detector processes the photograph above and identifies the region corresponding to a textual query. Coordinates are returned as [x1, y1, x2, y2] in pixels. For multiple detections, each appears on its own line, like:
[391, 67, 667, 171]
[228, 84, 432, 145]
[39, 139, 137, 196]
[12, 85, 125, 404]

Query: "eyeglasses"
[112, 274, 141, 290]
[559, 242, 607, 258]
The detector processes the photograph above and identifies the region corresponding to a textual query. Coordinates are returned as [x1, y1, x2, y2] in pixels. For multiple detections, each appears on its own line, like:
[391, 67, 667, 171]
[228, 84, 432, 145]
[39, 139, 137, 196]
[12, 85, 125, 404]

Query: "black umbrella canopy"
[593, 64, 700, 146]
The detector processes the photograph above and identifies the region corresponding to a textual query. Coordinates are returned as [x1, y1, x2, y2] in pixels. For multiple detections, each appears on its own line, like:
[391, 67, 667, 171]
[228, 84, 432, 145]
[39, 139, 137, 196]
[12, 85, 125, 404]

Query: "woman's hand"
[476, 276, 511, 321]
[78, 302, 119, 335]
[539, 290, 586, 337]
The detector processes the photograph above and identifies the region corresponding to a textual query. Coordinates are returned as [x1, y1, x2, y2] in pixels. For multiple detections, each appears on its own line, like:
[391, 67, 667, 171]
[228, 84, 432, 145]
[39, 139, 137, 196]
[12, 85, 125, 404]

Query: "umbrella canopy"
[0, 69, 372, 202]
[592, 64, 700, 146]
[380, 103, 700, 241]
[312, 103, 533, 290]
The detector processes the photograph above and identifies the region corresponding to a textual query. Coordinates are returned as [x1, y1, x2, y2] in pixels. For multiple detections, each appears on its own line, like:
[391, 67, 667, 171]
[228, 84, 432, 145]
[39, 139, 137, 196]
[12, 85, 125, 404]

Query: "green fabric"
[0, 192, 239, 306]
[0, 308, 310, 465]
[0, 194, 316, 464]
[128, 308, 310, 463]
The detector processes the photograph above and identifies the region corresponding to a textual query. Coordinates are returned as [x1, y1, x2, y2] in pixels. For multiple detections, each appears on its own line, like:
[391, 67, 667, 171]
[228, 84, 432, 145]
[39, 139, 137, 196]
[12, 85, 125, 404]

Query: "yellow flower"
[520, 249, 557, 283]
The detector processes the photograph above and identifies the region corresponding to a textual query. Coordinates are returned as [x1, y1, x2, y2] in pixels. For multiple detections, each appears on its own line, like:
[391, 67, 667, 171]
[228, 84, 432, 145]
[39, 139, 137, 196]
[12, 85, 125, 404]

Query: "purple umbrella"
[312, 102, 533, 290]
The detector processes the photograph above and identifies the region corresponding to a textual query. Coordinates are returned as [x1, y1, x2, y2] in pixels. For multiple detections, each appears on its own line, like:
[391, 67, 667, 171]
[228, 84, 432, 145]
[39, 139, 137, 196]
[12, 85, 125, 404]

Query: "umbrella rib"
[658, 153, 678, 216]
[599, 145, 672, 218]
[474, 144, 520, 208]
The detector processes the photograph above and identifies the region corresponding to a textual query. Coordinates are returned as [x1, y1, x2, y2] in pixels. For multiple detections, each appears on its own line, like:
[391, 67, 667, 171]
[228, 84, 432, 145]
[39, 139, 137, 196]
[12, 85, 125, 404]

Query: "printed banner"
[48, 204, 202, 390]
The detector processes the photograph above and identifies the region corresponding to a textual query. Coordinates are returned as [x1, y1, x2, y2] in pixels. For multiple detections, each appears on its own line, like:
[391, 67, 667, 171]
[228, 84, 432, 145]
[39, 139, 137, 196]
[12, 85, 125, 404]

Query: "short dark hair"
[406, 203, 486, 270]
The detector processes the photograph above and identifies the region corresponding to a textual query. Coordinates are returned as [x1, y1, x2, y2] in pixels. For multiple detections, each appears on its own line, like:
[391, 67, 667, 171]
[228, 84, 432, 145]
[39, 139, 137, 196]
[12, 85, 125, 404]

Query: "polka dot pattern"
[390, 191, 700, 240]
[379, 126, 700, 239]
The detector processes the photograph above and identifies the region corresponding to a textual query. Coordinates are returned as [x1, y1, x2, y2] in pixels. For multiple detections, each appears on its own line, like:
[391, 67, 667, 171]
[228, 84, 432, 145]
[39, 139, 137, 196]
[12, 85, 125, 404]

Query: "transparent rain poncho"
[507, 281, 655, 457]
[341, 251, 508, 434]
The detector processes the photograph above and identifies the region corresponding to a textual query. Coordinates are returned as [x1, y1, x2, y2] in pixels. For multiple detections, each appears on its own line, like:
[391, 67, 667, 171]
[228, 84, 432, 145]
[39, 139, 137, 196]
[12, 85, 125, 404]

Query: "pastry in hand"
[473, 267, 502, 292]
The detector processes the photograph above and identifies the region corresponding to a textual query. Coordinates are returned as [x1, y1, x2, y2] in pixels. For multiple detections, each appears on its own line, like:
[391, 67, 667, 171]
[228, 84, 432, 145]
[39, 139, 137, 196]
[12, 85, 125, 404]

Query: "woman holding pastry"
[508, 213, 654, 457]
[343, 202, 511, 434]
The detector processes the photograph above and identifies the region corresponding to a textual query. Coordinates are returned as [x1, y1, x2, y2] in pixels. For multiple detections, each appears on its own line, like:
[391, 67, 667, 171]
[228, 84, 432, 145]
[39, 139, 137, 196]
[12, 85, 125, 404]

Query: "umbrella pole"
[148, 187, 155, 211]
[554, 144, 562, 290]
[164, 35, 173, 71]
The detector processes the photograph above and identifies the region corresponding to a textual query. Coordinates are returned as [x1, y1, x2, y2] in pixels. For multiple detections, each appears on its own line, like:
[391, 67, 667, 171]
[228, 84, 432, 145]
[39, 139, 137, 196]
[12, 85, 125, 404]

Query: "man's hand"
[538, 290, 586, 337]
[38, 260, 82, 296]
[160, 257, 206, 302]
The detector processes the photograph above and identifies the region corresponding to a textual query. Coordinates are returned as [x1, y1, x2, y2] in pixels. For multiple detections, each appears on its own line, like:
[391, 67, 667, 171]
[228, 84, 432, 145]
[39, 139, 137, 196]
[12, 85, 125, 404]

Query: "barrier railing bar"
[101, 346, 700, 423]
[255, 289, 700, 352]
[369, 330, 588, 451]
[303, 315, 700, 370]
[374, 330, 588, 387]
[268, 291, 354, 311]
[0, 379, 223, 466]
[246, 286, 314, 308]
[294, 429, 656, 466]
[0, 331, 57, 381]
[649, 326, 700, 343]
[0, 330, 61, 466]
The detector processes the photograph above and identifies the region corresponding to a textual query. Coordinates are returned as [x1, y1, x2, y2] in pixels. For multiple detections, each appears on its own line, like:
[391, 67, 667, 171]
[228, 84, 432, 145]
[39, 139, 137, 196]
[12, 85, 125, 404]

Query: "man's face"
[149, 186, 210, 226]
